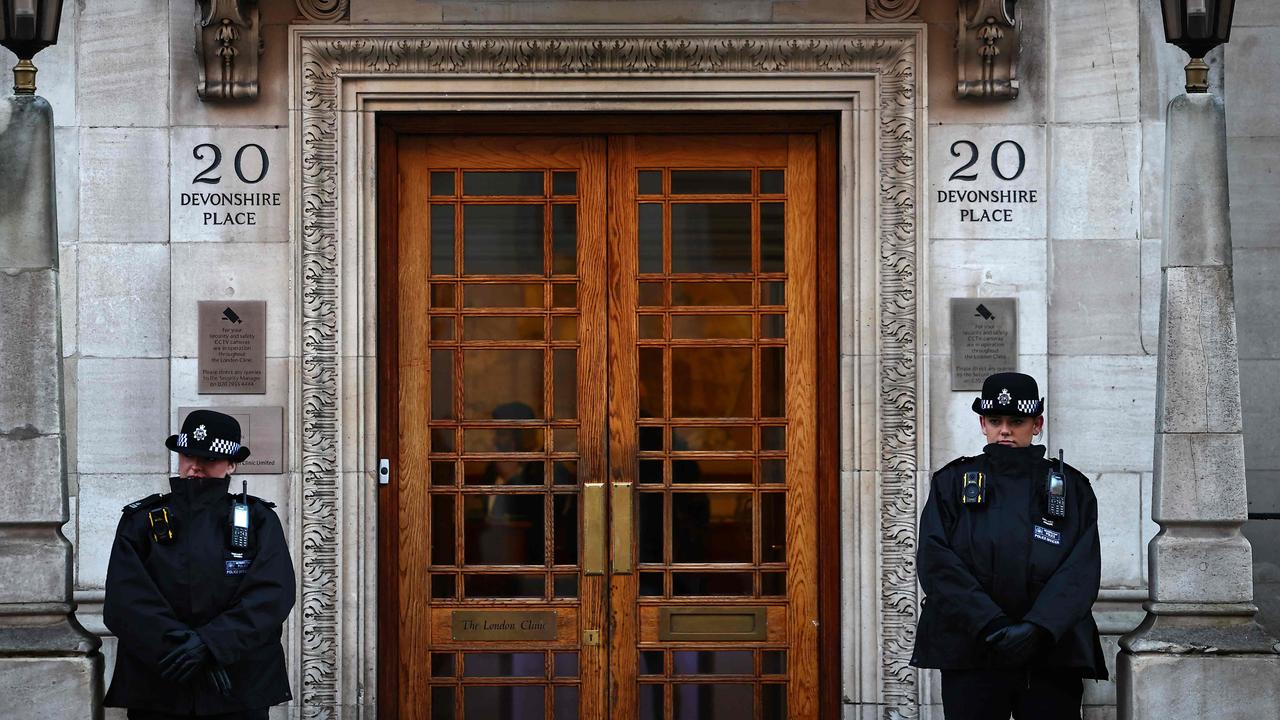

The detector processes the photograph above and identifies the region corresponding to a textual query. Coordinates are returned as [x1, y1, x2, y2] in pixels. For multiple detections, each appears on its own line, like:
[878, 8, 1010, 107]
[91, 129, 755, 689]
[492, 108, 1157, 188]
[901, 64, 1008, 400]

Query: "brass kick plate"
[658, 606, 768, 642]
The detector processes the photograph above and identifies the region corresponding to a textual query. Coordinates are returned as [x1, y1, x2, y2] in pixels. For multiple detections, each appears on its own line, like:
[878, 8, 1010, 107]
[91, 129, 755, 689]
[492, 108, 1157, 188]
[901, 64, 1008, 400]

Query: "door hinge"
[378, 458, 391, 486]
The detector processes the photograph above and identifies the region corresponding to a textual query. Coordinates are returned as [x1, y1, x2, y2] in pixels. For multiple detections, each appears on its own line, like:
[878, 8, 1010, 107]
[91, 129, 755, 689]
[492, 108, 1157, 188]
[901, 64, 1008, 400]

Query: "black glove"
[209, 664, 233, 696]
[159, 629, 214, 683]
[984, 621, 1050, 665]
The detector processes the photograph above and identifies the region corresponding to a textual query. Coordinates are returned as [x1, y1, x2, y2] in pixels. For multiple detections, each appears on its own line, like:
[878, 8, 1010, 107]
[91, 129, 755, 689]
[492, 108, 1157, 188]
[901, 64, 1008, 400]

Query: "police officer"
[911, 373, 1107, 719]
[103, 410, 295, 719]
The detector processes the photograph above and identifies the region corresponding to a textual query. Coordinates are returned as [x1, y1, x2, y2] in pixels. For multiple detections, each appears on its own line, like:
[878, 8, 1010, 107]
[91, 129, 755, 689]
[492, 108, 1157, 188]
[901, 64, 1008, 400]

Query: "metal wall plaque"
[199, 300, 267, 394]
[451, 610, 558, 642]
[951, 298, 1018, 391]
[658, 606, 767, 642]
[178, 405, 283, 474]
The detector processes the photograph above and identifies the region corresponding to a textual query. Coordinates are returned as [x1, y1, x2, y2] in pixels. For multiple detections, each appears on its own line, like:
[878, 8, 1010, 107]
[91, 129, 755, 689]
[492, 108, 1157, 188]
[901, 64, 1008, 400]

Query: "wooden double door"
[381, 119, 831, 719]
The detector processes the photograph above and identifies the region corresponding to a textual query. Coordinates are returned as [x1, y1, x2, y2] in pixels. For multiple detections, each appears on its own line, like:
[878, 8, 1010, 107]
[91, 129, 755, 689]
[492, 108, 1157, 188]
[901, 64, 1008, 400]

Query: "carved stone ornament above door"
[957, 0, 1022, 100]
[195, 0, 263, 101]
[867, 0, 921, 22]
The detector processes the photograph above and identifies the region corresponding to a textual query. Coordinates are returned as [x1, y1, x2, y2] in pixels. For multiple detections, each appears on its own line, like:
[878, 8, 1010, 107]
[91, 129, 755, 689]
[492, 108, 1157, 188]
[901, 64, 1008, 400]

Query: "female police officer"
[103, 409, 295, 719]
[911, 372, 1107, 719]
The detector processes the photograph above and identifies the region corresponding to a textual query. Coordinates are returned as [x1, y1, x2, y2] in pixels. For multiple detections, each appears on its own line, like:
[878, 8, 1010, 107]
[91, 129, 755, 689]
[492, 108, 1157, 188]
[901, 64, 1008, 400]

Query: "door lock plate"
[582, 629, 601, 646]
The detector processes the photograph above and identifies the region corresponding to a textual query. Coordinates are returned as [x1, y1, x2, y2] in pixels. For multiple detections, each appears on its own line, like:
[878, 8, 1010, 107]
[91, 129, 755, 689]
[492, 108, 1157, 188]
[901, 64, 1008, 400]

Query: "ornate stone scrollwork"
[295, 0, 349, 22]
[868, 0, 921, 22]
[195, 0, 262, 101]
[957, 0, 1021, 100]
[296, 28, 924, 717]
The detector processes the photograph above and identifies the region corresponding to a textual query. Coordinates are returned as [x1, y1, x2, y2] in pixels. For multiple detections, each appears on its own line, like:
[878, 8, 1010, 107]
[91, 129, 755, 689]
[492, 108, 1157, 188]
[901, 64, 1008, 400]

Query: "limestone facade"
[2, 0, 1277, 718]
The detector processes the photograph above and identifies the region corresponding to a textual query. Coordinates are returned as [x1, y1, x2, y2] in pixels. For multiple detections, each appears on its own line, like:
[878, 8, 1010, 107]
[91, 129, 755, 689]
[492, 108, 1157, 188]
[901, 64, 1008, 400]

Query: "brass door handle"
[611, 482, 633, 574]
[584, 483, 606, 575]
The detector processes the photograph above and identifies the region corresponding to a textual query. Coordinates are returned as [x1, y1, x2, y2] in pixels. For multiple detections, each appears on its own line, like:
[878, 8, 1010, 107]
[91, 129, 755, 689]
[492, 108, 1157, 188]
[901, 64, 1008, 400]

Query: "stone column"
[0, 94, 100, 717]
[1118, 93, 1280, 718]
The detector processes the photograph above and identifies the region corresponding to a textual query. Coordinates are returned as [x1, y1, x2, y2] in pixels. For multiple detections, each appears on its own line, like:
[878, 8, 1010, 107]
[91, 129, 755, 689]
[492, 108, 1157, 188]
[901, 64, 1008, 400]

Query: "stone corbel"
[295, 0, 350, 23]
[956, 0, 1021, 100]
[196, 0, 262, 102]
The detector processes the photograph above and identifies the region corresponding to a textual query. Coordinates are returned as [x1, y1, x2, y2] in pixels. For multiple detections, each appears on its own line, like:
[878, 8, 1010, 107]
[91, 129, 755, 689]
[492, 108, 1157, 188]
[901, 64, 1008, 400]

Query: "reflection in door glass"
[465, 284, 543, 308]
[638, 203, 664, 274]
[760, 202, 785, 273]
[463, 171, 544, 196]
[762, 684, 787, 719]
[552, 171, 577, 196]
[463, 686, 546, 720]
[670, 170, 751, 195]
[671, 650, 754, 675]
[464, 205, 545, 275]
[464, 652, 545, 678]
[760, 347, 785, 418]
[671, 203, 752, 274]
[554, 686, 578, 720]
[431, 350, 455, 420]
[431, 495, 455, 565]
[432, 686, 456, 720]
[672, 493, 751, 563]
[638, 492, 664, 564]
[672, 683, 753, 719]
[760, 170, 785, 194]
[463, 350, 544, 420]
[552, 349, 577, 419]
[432, 205, 456, 275]
[552, 204, 577, 275]
[463, 494, 545, 565]
[639, 684, 664, 720]
[464, 573, 545, 598]
[671, 347, 751, 418]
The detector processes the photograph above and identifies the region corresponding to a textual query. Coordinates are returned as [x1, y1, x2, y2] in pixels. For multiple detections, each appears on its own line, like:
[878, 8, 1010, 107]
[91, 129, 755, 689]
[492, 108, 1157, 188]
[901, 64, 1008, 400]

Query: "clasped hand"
[984, 621, 1050, 665]
[159, 629, 230, 694]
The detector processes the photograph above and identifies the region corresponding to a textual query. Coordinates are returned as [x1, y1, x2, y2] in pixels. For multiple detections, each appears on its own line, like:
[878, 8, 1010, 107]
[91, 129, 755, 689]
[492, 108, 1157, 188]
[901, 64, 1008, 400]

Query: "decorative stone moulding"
[956, 0, 1021, 100]
[295, 0, 349, 22]
[293, 25, 925, 718]
[196, 0, 263, 101]
[868, 0, 921, 22]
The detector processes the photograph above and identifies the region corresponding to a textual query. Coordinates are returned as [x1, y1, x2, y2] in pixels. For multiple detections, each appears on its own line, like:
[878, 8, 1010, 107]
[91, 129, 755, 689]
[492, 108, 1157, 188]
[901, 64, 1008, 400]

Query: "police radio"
[229, 480, 250, 554]
[1046, 450, 1067, 519]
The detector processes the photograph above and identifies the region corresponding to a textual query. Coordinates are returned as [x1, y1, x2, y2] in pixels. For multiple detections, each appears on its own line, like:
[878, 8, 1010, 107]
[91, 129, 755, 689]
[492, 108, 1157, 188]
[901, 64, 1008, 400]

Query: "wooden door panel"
[391, 128, 822, 719]
[396, 134, 607, 720]
[606, 134, 818, 720]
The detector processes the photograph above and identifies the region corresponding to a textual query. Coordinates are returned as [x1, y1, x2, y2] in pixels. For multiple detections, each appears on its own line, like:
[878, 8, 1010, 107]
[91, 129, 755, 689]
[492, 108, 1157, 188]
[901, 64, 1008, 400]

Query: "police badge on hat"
[165, 409, 252, 462]
[972, 372, 1044, 417]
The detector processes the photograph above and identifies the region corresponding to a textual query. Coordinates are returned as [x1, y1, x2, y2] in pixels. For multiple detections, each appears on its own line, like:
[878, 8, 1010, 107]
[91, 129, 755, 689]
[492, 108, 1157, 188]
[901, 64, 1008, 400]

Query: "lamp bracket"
[956, 0, 1022, 100]
[195, 0, 262, 102]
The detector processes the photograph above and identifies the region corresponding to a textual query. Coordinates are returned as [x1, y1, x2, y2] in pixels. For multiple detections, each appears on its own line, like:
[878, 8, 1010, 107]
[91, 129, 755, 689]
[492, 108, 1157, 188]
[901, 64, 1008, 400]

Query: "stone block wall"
[4, 0, 1277, 717]
[1226, 2, 1280, 633]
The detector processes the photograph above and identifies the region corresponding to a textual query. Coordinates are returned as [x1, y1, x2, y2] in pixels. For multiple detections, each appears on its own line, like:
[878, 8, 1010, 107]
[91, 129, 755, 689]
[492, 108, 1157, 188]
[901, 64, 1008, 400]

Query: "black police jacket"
[103, 476, 296, 713]
[910, 444, 1108, 679]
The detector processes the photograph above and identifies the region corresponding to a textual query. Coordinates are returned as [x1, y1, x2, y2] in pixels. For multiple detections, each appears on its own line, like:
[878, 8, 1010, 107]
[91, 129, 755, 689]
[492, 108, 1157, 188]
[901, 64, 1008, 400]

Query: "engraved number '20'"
[192, 143, 270, 185]
[948, 140, 1026, 182]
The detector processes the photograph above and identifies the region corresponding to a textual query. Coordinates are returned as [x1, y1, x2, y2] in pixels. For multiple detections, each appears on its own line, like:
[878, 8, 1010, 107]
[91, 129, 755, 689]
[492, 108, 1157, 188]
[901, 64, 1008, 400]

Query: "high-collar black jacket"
[910, 444, 1108, 679]
[103, 476, 296, 714]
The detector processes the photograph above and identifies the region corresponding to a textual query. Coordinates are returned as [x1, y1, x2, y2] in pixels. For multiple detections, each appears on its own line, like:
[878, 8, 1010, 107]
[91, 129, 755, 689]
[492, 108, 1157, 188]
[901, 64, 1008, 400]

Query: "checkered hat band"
[208, 438, 241, 455]
[1017, 399, 1042, 414]
[981, 400, 994, 409]
[177, 433, 188, 447]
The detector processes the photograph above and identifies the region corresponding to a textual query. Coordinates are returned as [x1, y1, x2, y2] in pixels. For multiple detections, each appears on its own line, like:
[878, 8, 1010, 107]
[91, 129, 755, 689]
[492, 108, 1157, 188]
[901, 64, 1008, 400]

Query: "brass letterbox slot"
[657, 606, 768, 642]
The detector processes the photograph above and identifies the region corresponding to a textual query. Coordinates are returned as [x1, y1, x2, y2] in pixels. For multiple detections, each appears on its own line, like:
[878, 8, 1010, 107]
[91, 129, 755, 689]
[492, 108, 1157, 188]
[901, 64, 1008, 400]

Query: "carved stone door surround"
[289, 24, 926, 718]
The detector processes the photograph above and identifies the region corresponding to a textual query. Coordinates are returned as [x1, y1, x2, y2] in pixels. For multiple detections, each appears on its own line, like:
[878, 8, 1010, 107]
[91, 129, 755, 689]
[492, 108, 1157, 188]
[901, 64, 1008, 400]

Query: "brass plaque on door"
[658, 606, 768, 642]
[451, 610, 558, 641]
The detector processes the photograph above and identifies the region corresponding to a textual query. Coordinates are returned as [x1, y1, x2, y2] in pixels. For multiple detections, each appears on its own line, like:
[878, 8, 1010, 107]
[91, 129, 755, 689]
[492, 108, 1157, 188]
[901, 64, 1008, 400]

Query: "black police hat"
[971, 372, 1044, 417]
[165, 409, 251, 462]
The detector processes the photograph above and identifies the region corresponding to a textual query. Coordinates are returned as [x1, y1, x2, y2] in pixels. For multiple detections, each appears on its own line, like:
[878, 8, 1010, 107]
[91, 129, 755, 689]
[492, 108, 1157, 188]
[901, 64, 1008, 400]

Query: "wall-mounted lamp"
[0, 0, 64, 95]
[1160, 0, 1236, 92]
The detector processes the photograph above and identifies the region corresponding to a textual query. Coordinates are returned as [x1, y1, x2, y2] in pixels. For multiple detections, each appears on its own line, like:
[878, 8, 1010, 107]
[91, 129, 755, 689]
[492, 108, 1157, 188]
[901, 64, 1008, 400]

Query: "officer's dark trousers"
[126, 710, 269, 720]
[940, 668, 1083, 720]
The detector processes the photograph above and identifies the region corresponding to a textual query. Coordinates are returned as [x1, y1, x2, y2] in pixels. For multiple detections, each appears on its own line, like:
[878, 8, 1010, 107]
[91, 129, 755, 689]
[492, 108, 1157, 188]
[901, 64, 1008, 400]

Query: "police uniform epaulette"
[121, 493, 167, 515]
[937, 456, 975, 473]
[230, 494, 277, 509]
